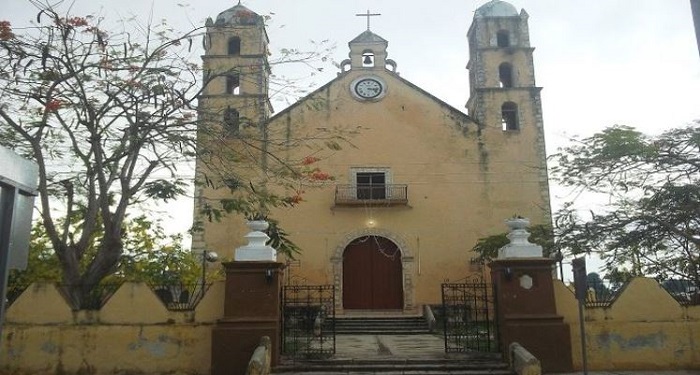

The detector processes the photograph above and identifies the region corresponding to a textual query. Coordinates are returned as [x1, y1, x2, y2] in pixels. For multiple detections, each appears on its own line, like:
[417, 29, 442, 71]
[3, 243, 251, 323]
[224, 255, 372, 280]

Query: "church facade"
[193, 0, 551, 313]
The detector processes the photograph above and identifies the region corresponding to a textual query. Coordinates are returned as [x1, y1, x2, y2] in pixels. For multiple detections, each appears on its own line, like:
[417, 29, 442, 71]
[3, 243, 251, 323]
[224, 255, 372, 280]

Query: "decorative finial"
[355, 9, 381, 30]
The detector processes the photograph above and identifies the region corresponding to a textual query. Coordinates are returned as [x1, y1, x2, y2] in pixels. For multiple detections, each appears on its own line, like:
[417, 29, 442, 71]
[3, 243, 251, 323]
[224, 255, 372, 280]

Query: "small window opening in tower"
[228, 37, 241, 55]
[497, 30, 510, 48]
[501, 102, 519, 131]
[223, 107, 240, 134]
[226, 74, 240, 95]
[499, 63, 514, 88]
[362, 50, 375, 67]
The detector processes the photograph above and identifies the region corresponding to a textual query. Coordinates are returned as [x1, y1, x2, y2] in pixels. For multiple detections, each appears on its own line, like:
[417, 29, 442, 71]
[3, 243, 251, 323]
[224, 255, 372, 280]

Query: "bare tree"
[0, 2, 337, 308]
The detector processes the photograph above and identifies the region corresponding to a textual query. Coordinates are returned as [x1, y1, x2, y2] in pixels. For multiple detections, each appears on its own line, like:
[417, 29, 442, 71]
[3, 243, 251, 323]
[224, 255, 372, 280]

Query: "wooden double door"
[342, 236, 403, 310]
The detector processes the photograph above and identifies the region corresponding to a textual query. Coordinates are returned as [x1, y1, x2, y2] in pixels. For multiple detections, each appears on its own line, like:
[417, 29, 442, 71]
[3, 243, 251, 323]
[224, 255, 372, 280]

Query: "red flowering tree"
[0, 4, 336, 308]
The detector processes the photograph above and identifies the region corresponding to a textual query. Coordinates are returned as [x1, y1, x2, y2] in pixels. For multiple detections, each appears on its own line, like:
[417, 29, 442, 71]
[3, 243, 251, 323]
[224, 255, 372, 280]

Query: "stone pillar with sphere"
[489, 217, 573, 373]
[211, 220, 284, 375]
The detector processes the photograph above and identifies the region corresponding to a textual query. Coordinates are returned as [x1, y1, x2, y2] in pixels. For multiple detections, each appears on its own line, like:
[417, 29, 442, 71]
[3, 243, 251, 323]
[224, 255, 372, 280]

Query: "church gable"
[268, 70, 477, 140]
[267, 69, 481, 174]
[268, 24, 477, 140]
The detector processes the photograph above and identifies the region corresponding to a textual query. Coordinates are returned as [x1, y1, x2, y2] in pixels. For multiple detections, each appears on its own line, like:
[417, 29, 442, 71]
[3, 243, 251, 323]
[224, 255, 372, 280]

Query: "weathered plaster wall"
[6, 278, 700, 373]
[200, 67, 551, 310]
[1, 282, 225, 375]
[554, 277, 700, 371]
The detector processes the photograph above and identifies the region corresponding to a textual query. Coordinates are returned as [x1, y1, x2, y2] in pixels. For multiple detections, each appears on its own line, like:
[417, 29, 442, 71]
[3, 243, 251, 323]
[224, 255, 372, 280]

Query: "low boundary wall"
[4, 277, 700, 373]
[554, 277, 700, 371]
[1, 282, 225, 375]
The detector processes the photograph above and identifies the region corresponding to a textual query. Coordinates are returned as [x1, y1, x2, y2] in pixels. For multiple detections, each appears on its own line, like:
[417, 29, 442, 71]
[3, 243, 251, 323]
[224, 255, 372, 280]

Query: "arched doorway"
[343, 236, 403, 310]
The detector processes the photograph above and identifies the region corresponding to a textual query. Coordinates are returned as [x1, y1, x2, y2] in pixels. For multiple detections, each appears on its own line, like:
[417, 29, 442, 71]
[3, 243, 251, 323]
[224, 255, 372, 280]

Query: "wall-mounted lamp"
[265, 269, 274, 284]
[366, 219, 376, 228]
[201, 250, 219, 291]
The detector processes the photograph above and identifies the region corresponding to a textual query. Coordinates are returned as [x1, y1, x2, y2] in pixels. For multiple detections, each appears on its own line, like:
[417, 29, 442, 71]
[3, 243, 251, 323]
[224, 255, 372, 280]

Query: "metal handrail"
[334, 184, 408, 204]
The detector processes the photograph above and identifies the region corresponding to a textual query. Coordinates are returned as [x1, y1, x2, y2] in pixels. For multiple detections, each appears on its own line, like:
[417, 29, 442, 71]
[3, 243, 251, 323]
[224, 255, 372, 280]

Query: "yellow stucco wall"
[1, 282, 224, 375]
[554, 277, 700, 371]
[5, 278, 700, 373]
[199, 66, 550, 310]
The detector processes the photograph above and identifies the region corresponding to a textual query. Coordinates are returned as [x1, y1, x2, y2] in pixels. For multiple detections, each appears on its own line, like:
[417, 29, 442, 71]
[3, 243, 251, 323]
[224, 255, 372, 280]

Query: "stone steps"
[332, 316, 432, 335]
[274, 358, 513, 375]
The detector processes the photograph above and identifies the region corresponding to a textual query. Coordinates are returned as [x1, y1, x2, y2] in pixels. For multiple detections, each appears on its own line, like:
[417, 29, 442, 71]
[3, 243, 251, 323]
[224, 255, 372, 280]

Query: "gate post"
[211, 221, 284, 375]
[489, 218, 572, 373]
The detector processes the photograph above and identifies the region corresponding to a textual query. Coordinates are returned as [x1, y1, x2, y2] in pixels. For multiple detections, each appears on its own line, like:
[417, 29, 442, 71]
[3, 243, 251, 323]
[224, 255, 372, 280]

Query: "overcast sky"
[7, 0, 698, 136]
[5, 1, 700, 271]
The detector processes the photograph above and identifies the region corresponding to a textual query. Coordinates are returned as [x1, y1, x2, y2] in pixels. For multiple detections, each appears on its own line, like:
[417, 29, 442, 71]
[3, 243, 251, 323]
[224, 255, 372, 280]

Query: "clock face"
[354, 78, 383, 99]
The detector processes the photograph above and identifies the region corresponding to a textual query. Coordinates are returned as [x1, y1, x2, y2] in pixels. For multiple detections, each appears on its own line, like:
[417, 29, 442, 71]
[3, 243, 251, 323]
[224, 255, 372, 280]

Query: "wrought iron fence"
[149, 283, 211, 311]
[281, 282, 335, 359]
[584, 279, 624, 307]
[7, 281, 213, 311]
[441, 278, 498, 353]
[660, 279, 700, 306]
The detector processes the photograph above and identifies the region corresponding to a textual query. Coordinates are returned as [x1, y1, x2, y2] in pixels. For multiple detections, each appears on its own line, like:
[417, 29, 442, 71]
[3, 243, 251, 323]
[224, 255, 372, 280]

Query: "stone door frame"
[331, 228, 414, 313]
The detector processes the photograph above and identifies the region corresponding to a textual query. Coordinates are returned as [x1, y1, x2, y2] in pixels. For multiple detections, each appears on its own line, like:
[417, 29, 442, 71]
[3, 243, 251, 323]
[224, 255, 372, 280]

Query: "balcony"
[334, 184, 408, 206]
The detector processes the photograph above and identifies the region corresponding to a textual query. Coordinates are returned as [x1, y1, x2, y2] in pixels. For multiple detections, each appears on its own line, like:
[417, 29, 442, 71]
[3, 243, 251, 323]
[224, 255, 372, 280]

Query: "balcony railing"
[334, 184, 408, 206]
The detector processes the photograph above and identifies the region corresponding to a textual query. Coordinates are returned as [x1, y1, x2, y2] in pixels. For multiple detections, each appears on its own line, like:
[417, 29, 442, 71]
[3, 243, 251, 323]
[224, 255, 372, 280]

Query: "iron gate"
[441, 277, 499, 353]
[281, 282, 335, 359]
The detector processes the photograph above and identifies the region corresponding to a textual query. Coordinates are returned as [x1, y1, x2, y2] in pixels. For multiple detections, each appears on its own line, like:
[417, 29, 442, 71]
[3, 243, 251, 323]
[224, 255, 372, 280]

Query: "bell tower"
[465, 0, 551, 222]
[201, 3, 271, 133]
[192, 3, 271, 252]
[466, 0, 541, 133]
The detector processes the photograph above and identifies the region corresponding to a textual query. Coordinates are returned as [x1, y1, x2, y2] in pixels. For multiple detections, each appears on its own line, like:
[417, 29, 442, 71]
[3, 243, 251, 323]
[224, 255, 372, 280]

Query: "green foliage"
[143, 180, 188, 203]
[551, 123, 700, 288]
[471, 224, 555, 264]
[120, 237, 204, 285]
[9, 215, 211, 289]
[263, 217, 301, 260]
[117, 216, 207, 285]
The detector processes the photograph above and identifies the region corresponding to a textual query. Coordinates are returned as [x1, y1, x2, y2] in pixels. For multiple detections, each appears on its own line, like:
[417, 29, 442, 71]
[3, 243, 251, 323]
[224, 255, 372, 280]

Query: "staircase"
[332, 315, 432, 334]
[275, 315, 514, 374]
[274, 357, 513, 375]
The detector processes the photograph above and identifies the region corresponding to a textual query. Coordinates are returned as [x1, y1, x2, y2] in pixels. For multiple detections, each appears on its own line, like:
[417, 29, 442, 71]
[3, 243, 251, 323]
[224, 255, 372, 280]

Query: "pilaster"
[211, 261, 284, 375]
[490, 218, 572, 373]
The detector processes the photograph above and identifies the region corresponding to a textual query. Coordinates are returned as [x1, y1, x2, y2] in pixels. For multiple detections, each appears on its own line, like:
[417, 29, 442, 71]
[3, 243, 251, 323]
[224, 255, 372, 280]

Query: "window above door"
[334, 167, 408, 206]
